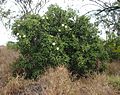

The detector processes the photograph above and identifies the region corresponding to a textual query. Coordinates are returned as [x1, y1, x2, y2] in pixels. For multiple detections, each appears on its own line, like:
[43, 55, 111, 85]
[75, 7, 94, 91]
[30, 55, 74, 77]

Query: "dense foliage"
[12, 5, 108, 79]
[105, 33, 120, 61]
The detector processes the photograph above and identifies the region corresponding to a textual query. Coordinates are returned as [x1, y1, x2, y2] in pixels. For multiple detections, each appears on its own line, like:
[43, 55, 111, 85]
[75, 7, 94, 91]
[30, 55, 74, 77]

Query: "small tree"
[12, 5, 108, 79]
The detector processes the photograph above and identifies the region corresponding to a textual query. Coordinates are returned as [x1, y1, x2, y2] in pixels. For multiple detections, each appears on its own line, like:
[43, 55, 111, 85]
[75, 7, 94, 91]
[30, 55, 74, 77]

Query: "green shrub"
[12, 5, 108, 79]
[7, 41, 18, 50]
[105, 34, 120, 61]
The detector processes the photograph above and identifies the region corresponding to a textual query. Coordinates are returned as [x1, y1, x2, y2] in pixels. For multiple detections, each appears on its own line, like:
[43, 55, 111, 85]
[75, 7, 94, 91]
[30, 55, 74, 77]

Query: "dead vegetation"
[107, 61, 120, 76]
[0, 46, 120, 95]
[0, 47, 19, 92]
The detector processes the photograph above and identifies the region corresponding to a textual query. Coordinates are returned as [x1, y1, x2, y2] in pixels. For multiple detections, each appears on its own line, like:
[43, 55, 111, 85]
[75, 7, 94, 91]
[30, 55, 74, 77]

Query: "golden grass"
[36, 67, 119, 95]
[0, 46, 19, 92]
[1, 66, 119, 95]
[0, 46, 120, 95]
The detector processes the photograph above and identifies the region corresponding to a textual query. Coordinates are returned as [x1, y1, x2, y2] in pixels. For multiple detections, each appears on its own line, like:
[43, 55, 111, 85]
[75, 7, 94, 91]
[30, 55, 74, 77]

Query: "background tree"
[88, 0, 120, 36]
[86, 0, 120, 61]
[0, 0, 49, 28]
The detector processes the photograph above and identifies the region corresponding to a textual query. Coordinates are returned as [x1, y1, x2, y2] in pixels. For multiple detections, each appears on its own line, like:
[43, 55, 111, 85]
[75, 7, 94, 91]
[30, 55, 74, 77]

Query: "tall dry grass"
[0, 46, 19, 91]
[1, 66, 119, 95]
[0, 46, 119, 95]
[107, 61, 120, 76]
[35, 66, 118, 95]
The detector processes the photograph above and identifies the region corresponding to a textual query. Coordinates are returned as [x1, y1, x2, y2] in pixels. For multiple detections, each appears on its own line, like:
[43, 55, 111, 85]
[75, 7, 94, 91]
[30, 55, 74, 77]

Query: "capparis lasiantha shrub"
[12, 4, 108, 79]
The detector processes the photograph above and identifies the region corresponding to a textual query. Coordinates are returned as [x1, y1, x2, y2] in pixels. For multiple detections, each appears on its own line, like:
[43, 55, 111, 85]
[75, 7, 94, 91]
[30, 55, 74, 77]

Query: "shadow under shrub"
[12, 5, 108, 79]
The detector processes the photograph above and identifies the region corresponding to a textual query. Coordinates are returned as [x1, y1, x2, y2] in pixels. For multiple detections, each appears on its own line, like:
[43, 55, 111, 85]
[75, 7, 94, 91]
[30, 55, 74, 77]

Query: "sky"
[0, 0, 115, 45]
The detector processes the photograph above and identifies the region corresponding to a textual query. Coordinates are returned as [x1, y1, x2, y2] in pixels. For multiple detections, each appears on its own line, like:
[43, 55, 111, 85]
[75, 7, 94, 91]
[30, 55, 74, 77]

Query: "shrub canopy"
[12, 5, 108, 79]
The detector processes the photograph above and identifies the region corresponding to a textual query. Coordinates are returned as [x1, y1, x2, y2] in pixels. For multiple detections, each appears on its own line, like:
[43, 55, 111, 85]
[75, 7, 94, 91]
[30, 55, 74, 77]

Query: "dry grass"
[1, 66, 119, 95]
[35, 67, 118, 95]
[0, 46, 19, 64]
[107, 61, 120, 75]
[0, 46, 19, 92]
[0, 46, 120, 95]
